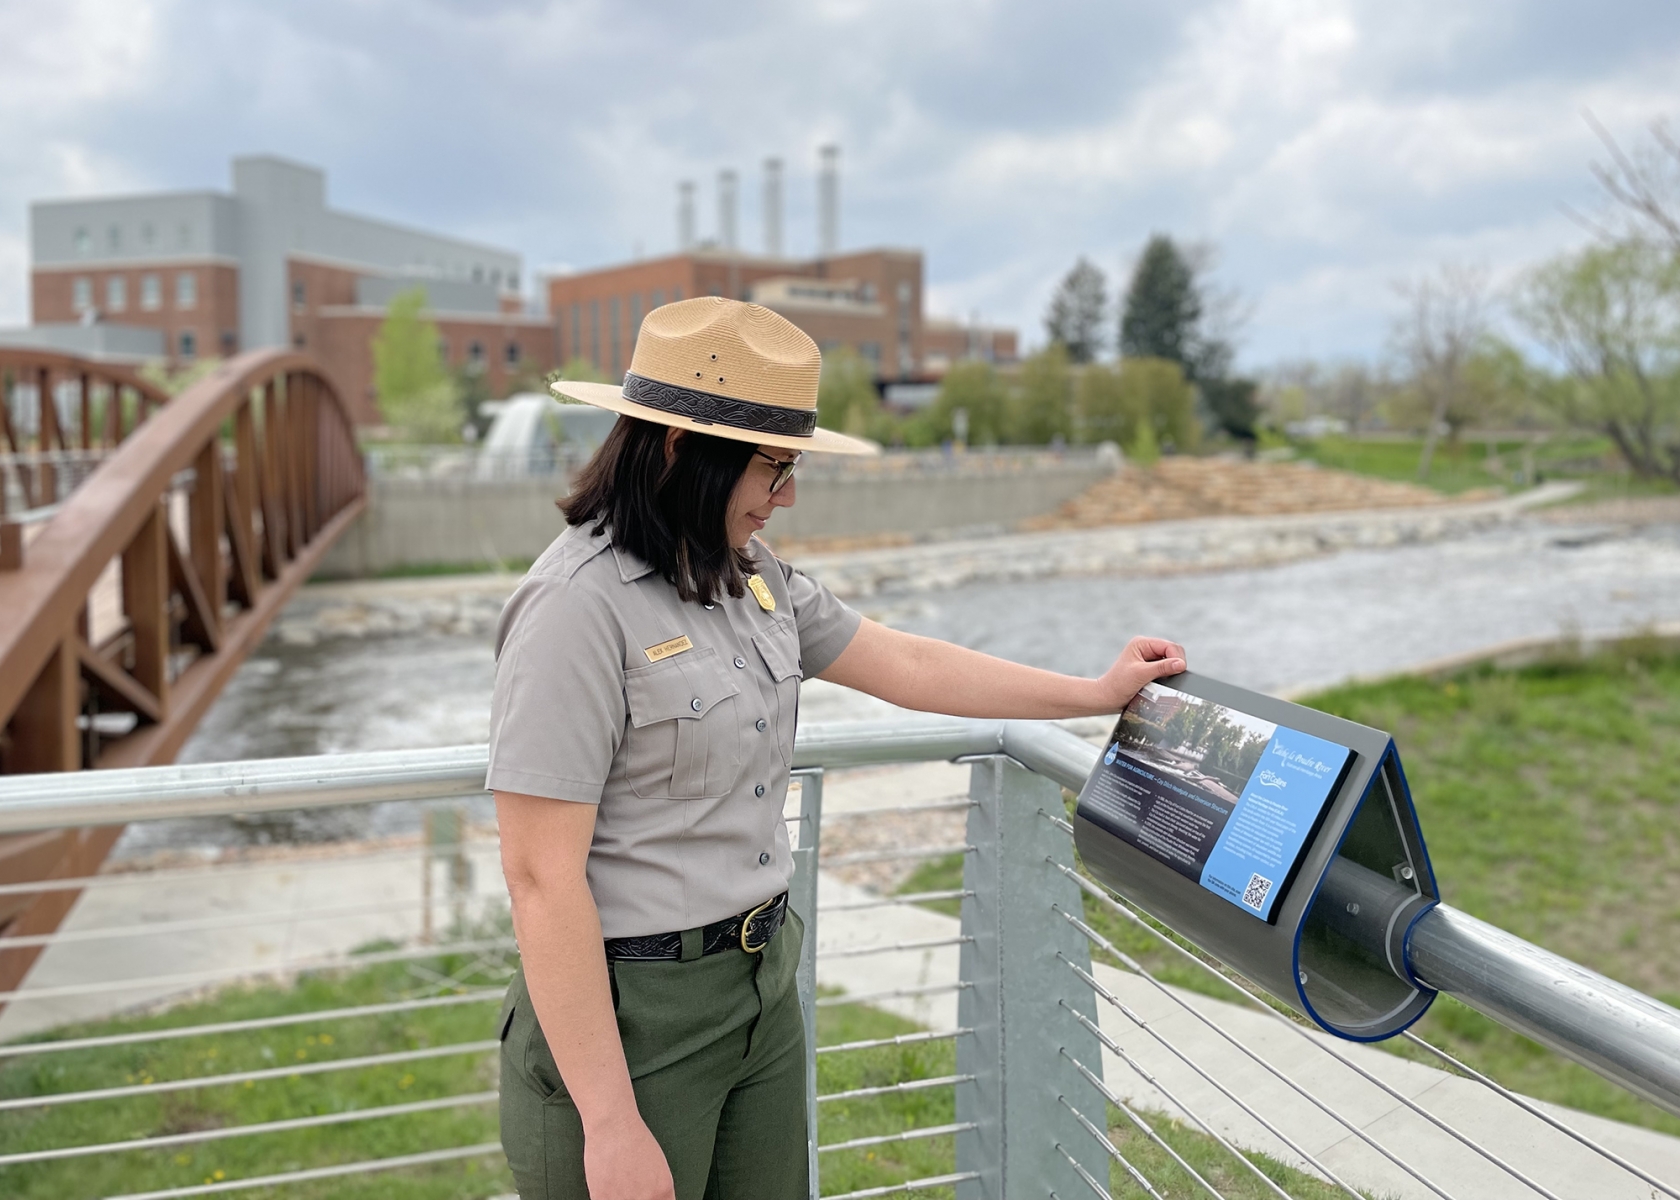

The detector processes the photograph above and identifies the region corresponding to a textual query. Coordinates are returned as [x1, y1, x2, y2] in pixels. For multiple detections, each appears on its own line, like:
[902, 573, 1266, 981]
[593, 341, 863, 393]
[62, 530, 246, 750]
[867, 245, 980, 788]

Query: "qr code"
[1242, 873, 1273, 910]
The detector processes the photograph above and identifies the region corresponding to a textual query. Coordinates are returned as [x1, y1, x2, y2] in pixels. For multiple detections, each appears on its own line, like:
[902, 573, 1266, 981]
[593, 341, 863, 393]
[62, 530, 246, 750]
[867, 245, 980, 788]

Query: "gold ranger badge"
[747, 574, 776, 612]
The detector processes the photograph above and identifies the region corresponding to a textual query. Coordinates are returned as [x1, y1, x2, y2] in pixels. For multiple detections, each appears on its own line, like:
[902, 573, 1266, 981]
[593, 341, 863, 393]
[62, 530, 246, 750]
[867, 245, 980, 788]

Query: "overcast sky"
[4, 0, 1677, 367]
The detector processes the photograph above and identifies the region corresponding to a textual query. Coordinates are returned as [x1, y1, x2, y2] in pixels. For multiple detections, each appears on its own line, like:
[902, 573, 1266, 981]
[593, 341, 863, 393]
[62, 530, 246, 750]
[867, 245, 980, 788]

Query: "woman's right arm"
[495, 789, 676, 1200]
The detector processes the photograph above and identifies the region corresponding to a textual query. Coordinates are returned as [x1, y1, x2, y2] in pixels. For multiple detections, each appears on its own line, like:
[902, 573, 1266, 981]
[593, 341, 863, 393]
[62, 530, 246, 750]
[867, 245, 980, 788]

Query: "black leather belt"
[604, 892, 789, 961]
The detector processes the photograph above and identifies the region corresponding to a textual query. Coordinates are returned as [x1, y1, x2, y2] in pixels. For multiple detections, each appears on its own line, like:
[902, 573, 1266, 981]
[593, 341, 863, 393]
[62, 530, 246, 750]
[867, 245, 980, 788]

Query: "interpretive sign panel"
[1077, 681, 1354, 922]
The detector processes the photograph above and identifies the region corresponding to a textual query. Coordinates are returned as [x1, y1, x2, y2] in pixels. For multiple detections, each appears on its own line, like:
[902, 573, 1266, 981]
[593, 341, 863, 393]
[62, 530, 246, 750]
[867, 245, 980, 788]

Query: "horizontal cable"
[102, 1141, 506, 1200]
[817, 1121, 975, 1154]
[822, 843, 973, 867]
[814, 981, 971, 1008]
[822, 1171, 981, 1200]
[1063, 869, 1570, 1200]
[1039, 807, 1075, 836]
[1063, 1048, 1232, 1200]
[821, 800, 976, 820]
[0, 936, 516, 1004]
[816, 1074, 975, 1104]
[1062, 1006, 1282, 1200]
[0, 896, 481, 950]
[1056, 1141, 1115, 1200]
[0, 1040, 499, 1112]
[0, 988, 504, 1060]
[0, 838, 500, 898]
[1059, 872, 1461, 1199]
[816, 1027, 970, 1056]
[818, 935, 972, 960]
[1399, 1031, 1680, 1200]
[1061, 1093, 1166, 1200]
[0, 1090, 499, 1166]
[821, 889, 971, 913]
[1062, 954, 1365, 1200]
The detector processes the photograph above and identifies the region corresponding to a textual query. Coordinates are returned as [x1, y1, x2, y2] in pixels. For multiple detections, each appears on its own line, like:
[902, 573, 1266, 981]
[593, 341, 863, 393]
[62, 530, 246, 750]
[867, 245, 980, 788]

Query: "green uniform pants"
[498, 911, 808, 1199]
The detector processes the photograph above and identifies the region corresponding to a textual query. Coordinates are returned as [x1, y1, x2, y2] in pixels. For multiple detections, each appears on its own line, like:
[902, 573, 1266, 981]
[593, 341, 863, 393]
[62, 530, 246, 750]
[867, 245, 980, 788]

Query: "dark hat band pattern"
[622, 372, 818, 438]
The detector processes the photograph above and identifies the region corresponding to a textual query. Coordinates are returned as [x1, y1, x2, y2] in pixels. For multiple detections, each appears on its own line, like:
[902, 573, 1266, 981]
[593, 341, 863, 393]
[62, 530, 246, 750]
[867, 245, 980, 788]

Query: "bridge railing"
[0, 718, 1675, 1199]
[0, 348, 367, 1018]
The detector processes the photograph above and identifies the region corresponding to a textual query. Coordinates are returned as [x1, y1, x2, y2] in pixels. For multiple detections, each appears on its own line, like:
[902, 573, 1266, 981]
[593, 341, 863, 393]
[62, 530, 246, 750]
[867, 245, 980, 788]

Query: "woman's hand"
[1095, 636, 1187, 711]
[584, 1111, 677, 1200]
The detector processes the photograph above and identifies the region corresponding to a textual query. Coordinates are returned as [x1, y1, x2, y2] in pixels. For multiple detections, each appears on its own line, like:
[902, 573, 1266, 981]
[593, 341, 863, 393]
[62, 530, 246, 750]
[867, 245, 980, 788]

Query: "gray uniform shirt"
[485, 524, 862, 938]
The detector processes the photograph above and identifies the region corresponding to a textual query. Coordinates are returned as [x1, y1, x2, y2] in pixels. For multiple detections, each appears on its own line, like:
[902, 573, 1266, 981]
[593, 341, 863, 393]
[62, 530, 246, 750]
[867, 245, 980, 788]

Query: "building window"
[292, 281, 306, 311]
[176, 272, 197, 310]
[221, 331, 238, 356]
[505, 341, 521, 367]
[860, 282, 877, 303]
[468, 340, 484, 367]
[72, 277, 92, 312]
[107, 225, 121, 253]
[590, 300, 600, 368]
[140, 222, 155, 249]
[609, 296, 621, 377]
[178, 223, 192, 249]
[74, 227, 91, 257]
[896, 281, 912, 305]
[293, 332, 306, 349]
[472, 265, 484, 284]
[140, 274, 161, 311]
[629, 293, 642, 348]
[107, 276, 127, 312]
[509, 271, 520, 293]
[672, 286, 682, 302]
[651, 288, 664, 309]
[179, 330, 197, 358]
[860, 342, 881, 365]
[570, 303, 580, 363]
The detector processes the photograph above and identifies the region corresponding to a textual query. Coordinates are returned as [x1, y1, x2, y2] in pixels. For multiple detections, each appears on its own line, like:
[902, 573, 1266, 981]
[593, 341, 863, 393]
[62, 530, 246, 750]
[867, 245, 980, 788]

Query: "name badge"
[747, 574, 776, 612]
[644, 634, 694, 663]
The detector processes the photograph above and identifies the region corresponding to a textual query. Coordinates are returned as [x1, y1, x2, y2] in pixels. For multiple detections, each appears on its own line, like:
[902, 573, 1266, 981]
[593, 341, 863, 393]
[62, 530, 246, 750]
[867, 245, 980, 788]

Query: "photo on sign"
[1111, 683, 1278, 803]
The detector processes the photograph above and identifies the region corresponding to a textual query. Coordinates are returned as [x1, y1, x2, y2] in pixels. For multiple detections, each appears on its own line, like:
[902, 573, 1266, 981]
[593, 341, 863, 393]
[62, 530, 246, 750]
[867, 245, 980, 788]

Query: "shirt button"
[734, 655, 747, 668]
[754, 784, 766, 797]
[755, 718, 767, 732]
[759, 852, 771, 865]
[691, 698, 703, 712]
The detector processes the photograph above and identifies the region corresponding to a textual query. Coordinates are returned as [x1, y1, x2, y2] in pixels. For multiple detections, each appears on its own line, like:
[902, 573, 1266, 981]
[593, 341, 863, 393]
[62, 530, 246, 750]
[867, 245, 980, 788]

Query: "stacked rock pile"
[1023, 455, 1473, 530]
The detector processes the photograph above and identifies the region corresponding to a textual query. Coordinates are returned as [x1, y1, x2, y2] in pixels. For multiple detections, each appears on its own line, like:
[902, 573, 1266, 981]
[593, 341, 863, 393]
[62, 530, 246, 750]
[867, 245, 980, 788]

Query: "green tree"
[1120, 235, 1201, 366]
[817, 346, 887, 440]
[1044, 257, 1108, 364]
[1012, 343, 1075, 443]
[1514, 239, 1680, 484]
[1389, 264, 1493, 477]
[1077, 362, 1144, 448]
[373, 288, 461, 442]
[929, 360, 1011, 446]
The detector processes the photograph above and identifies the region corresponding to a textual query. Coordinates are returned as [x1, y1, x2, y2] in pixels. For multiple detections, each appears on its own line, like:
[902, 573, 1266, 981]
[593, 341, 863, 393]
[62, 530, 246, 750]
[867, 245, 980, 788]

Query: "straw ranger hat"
[550, 296, 878, 456]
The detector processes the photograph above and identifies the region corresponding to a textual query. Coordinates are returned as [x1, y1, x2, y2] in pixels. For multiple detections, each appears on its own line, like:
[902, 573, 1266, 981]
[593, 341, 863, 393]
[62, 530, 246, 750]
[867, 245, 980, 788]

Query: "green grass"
[1288, 432, 1676, 499]
[0, 942, 516, 1199]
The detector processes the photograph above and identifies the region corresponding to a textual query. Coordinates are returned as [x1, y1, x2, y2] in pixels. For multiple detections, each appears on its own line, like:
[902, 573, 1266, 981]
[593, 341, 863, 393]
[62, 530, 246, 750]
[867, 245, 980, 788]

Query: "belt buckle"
[740, 896, 776, 954]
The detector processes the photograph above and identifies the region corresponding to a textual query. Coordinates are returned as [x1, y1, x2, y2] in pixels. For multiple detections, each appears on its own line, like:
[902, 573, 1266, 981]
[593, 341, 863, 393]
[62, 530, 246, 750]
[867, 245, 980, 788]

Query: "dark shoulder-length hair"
[560, 415, 758, 605]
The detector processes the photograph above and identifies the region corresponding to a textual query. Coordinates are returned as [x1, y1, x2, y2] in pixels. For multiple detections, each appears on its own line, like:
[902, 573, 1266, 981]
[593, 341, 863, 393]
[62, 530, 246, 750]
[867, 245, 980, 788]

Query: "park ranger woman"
[487, 297, 1187, 1199]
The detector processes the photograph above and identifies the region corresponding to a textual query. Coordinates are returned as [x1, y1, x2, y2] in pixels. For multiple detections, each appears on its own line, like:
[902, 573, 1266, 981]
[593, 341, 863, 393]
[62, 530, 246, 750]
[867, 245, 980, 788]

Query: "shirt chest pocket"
[752, 622, 803, 766]
[622, 647, 742, 800]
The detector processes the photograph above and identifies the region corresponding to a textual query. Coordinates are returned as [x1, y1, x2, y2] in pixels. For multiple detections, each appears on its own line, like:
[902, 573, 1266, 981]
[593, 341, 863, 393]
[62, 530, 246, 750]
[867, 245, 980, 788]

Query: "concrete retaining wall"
[314, 459, 1113, 578]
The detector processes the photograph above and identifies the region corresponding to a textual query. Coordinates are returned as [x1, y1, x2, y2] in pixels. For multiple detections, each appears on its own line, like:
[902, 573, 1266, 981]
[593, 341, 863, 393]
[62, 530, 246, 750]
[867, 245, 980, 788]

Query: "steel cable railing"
[1055, 862, 1612, 1200]
[3, 719, 1678, 1198]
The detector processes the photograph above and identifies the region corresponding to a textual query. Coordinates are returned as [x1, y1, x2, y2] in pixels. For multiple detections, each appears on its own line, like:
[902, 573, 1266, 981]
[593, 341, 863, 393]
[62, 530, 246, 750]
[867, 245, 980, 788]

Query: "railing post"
[956, 756, 1107, 1199]
[787, 767, 823, 1200]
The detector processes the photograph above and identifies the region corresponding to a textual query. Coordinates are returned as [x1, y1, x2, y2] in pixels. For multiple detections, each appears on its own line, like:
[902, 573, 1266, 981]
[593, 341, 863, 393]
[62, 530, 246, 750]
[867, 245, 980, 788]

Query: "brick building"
[26, 156, 555, 425]
[545, 246, 1011, 384]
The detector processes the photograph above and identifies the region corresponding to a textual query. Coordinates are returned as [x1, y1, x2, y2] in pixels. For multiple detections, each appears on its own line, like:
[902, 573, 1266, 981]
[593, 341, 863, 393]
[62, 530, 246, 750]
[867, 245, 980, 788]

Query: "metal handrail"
[2, 714, 1677, 1119]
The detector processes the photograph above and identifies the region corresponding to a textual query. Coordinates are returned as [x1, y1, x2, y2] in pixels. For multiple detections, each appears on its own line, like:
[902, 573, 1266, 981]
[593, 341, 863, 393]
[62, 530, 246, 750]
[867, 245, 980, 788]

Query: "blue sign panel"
[1077, 683, 1353, 923]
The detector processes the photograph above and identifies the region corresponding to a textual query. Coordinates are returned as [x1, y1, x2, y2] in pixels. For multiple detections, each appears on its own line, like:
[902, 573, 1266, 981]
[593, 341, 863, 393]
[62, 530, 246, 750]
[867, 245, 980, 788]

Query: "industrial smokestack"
[718, 169, 739, 251]
[677, 181, 696, 251]
[817, 144, 839, 257]
[763, 157, 784, 258]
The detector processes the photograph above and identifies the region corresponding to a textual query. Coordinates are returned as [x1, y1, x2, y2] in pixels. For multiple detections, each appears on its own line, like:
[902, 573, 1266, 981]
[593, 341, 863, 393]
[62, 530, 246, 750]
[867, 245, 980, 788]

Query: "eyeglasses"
[754, 450, 803, 495]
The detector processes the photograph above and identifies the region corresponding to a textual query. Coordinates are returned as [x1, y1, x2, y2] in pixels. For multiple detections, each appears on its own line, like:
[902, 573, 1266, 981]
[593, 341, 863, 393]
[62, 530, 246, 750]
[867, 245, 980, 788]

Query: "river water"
[127, 514, 1680, 858]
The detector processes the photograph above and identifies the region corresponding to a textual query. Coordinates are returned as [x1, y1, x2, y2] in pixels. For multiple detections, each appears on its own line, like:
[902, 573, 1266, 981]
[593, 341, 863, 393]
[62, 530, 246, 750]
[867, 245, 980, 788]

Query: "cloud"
[1, 0, 1677, 365]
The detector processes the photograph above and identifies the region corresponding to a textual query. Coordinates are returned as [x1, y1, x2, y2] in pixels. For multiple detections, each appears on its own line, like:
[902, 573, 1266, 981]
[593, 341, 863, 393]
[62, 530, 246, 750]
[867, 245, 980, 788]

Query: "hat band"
[622, 372, 817, 438]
